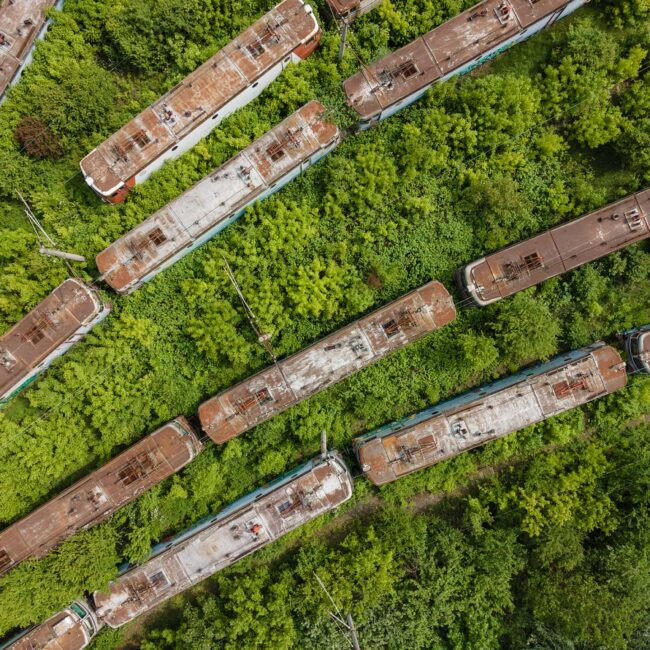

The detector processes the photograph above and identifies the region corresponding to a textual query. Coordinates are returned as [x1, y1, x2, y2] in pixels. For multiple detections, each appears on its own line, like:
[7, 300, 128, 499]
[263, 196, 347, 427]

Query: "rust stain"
[0, 418, 202, 577]
[199, 280, 456, 443]
[460, 189, 650, 305]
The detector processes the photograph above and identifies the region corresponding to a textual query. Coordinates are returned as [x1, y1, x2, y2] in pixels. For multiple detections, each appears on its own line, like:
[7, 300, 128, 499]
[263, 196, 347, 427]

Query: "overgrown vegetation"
[0, 0, 648, 647]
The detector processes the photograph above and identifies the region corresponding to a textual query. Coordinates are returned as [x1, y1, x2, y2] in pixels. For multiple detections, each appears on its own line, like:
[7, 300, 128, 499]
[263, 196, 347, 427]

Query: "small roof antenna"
[222, 255, 277, 363]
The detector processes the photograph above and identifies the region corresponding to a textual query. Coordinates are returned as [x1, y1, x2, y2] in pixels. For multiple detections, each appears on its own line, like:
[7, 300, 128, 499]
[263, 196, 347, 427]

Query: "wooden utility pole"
[338, 20, 349, 61]
[313, 572, 363, 649]
[17, 191, 86, 264]
[320, 430, 328, 460]
[223, 255, 277, 362]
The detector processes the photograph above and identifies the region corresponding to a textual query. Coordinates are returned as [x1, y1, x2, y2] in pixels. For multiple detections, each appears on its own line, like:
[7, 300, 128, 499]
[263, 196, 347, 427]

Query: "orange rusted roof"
[460, 188, 650, 306]
[0, 418, 202, 577]
[0, 0, 57, 97]
[325, 0, 382, 19]
[0, 280, 108, 401]
[80, 0, 319, 198]
[343, 0, 582, 120]
[199, 280, 456, 443]
[8, 602, 100, 650]
[356, 343, 627, 485]
[95, 101, 339, 294]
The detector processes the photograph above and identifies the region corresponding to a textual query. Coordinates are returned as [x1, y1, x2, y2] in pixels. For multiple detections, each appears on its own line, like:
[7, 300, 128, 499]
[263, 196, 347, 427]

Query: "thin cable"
[1, 37, 648, 470]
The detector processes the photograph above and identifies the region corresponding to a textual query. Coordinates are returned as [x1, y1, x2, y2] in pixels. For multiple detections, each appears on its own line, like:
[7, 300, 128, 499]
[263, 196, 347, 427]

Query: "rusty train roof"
[0, 280, 107, 400]
[0, 0, 57, 97]
[0, 418, 202, 577]
[461, 189, 650, 306]
[198, 280, 456, 443]
[79, 0, 319, 197]
[95, 101, 339, 293]
[7, 603, 98, 650]
[93, 452, 353, 628]
[343, 0, 579, 120]
[356, 343, 626, 485]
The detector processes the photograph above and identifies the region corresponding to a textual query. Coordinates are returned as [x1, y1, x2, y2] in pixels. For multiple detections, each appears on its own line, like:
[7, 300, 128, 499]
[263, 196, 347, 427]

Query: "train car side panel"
[198, 281, 456, 443]
[93, 453, 353, 628]
[356, 343, 627, 485]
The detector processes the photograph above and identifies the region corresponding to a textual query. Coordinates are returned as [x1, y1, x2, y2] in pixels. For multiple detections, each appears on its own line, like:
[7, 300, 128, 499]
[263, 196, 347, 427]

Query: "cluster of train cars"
[0, 0, 598, 403]
[4, 333, 646, 649]
[1, 0, 649, 647]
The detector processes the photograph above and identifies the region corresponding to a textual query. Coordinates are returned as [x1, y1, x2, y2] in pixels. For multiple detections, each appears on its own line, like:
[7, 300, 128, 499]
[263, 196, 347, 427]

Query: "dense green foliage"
[0, 0, 648, 647]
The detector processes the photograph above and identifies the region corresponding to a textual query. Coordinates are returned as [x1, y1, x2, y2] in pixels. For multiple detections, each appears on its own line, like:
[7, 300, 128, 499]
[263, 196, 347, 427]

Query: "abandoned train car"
[2, 601, 101, 650]
[0, 418, 202, 577]
[95, 101, 339, 294]
[80, 0, 320, 203]
[0, 279, 110, 405]
[0, 0, 62, 101]
[325, 0, 382, 21]
[93, 451, 353, 628]
[457, 188, 650, 306]
[343, 0, 590, 128]
[623, 325, 650, 375]
[355, 342, 626, 485]
[198, 280, 456, 443]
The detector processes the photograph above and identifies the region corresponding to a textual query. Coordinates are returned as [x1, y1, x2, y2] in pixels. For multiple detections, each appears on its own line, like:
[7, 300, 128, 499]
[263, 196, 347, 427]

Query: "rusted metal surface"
[0, 0, 57, 98]
[93, 452, 353, 628]
[459, 189, 650, 306]
[199, 281, 456, 443]
[7, 602, 100, 650]
[355, 343, 627, 485]
[0, 279, 110, 402]
[80, 0, 320, 202]
[343, 0, 587, 121]
[96, 101, 339, 294]
[0, 418, 202, 577]
[624, 325, 650, 375]
[326, 0, 382, 20]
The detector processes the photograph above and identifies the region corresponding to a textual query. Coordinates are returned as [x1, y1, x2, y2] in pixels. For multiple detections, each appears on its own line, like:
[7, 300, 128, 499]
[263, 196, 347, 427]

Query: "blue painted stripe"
[354, 343, 605, 444]
[119, 456, 319, 571]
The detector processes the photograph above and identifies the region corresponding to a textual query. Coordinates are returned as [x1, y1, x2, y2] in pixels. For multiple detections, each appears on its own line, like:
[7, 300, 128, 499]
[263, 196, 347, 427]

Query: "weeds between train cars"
[2, 0, 597, 403]
[8, 334, 645, 649]
[2, 189, 648, 576]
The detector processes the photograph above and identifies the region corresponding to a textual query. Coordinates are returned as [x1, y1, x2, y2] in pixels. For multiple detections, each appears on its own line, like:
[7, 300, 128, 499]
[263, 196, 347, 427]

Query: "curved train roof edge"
[354, 341, 616, 446]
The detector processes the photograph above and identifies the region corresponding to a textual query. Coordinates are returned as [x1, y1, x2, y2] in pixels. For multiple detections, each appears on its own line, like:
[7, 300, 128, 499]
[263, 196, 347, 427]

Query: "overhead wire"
[0, 10, 648, 488]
